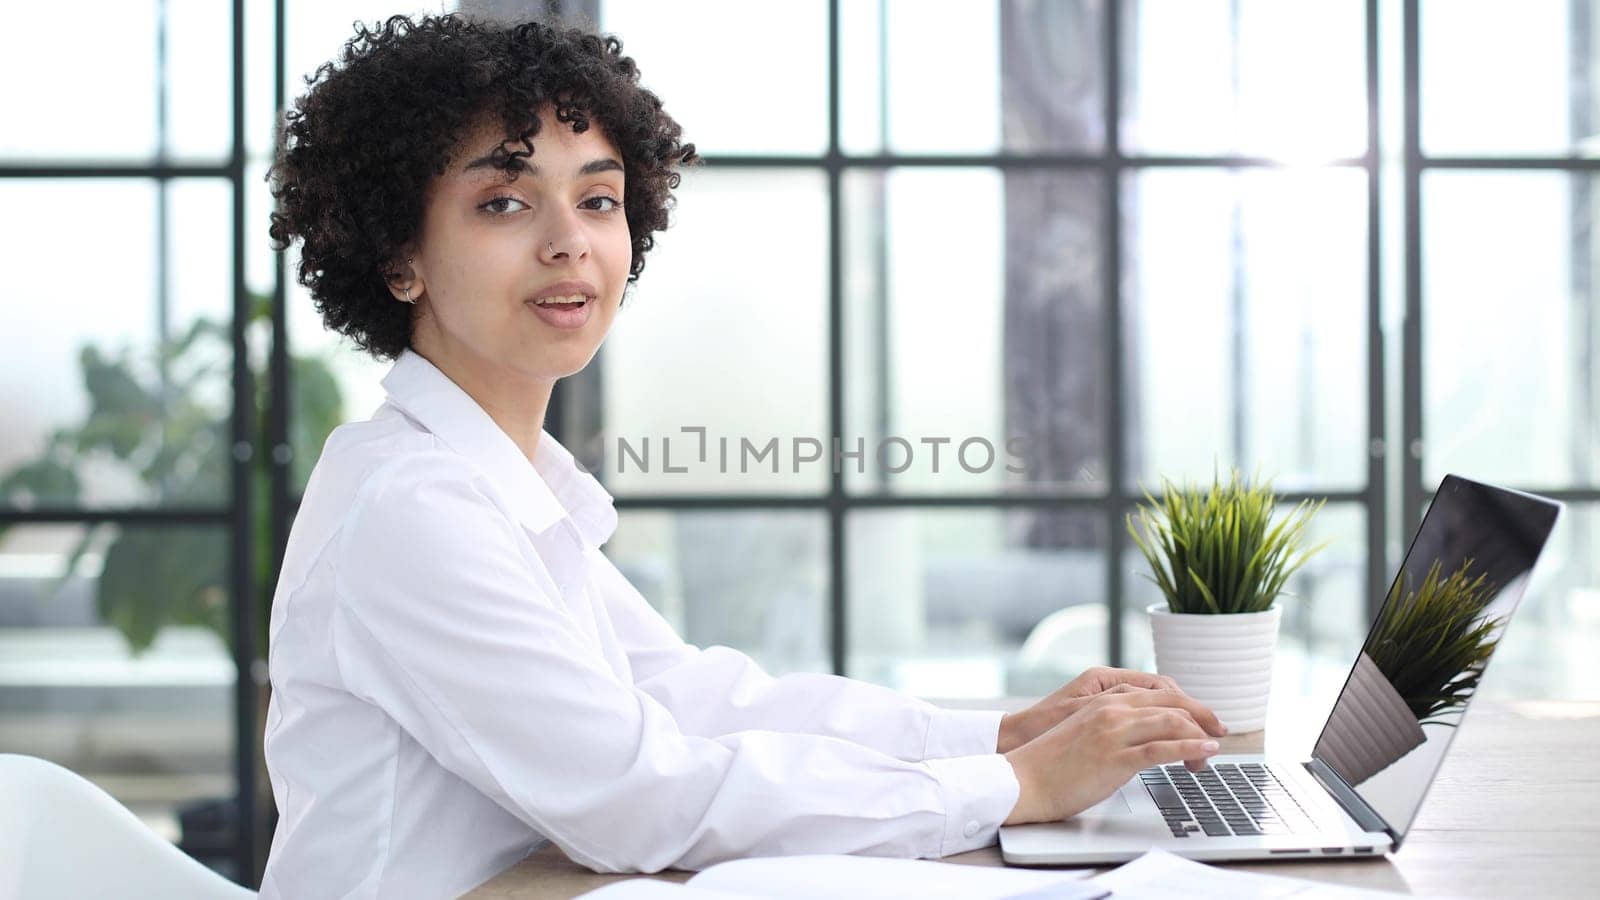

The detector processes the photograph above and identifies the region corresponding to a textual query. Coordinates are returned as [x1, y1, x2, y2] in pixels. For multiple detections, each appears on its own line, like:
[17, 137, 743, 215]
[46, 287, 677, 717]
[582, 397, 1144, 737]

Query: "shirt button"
[963, 820, 980, 838]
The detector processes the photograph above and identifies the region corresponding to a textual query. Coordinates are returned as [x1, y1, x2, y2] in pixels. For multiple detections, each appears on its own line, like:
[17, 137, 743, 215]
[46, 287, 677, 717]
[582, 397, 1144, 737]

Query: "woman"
[262, 13, 1225, 898]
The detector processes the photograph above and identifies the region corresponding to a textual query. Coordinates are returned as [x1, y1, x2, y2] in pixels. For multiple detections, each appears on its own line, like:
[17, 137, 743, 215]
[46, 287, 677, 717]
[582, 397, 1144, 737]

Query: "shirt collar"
[380, 349, 618, 547]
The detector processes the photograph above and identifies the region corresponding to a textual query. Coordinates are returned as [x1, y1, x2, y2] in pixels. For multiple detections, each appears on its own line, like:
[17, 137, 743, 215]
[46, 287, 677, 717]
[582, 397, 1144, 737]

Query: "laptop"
[1000, 474, 1562, 865]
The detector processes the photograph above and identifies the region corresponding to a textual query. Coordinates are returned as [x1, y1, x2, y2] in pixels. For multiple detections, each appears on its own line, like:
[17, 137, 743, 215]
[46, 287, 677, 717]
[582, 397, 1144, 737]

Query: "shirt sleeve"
[591, 547, 1005, 761]
[330, 456, 1019, 874]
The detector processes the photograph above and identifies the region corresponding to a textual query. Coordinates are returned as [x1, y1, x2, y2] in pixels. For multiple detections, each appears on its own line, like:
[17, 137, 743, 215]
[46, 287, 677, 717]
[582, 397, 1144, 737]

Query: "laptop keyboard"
[1140, 762, 1319, 838]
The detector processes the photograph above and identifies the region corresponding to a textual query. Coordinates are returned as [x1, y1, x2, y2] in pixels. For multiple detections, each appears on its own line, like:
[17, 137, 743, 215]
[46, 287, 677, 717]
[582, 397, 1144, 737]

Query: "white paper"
[578, 848, 1407, 900]
[1092, 850, 1404, 899]
[684, 854, 1103, 900]
[575, 879, 755, 899]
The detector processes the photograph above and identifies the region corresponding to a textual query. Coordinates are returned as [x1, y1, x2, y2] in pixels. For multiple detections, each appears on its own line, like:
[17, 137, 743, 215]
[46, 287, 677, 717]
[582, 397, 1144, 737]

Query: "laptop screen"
[1309, 475, 1560, 839]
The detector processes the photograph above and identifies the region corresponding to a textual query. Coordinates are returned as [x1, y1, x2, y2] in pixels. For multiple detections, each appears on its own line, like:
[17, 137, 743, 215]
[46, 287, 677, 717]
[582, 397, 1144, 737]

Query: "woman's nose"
[541, 218, 589, 262]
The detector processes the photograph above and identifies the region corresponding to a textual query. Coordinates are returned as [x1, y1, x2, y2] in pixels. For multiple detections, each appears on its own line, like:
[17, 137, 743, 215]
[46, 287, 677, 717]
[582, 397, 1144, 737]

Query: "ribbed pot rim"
[1146, 601, 1282, 621]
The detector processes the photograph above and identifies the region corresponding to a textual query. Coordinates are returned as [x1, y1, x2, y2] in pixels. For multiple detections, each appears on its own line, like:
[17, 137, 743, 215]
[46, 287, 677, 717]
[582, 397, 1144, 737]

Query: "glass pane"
[284, 245, 389, 495]
[1123, 0, 1366, 159]
[846, 508, 1105, 699]
[284, 1, 397, 107]
[246, 160, 275, 299]
[605, 509, 829, 676]
[1121, 502, 1368, 719]
[0, 523, 237, 845]
[164, 0, 235, 161]
[246, 0, 280, 160]
[1422, 173, 1599, 489]
[600, 0, 827, 155]
[1484, 503, 1600, 702]
[843, 168, 1105, 495]
[563, 169, 828, 496]
[842, 0, 1105, 155]
[0, 1, 232, 162]
[1421, 0, 1595, 157]
[1, 179, 234, 509]
[1124, 168, 1368, 492]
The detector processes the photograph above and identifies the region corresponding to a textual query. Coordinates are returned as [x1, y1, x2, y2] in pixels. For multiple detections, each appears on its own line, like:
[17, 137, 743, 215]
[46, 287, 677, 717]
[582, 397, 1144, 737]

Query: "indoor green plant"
[0, 295, 344, 863]
[1127, 469, 1327, 732]
[0, 296, 343, 659]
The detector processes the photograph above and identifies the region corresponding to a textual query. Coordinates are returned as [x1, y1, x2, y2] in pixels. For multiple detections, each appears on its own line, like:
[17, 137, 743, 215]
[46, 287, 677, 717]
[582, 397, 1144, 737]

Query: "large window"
[1409, 0, 1600, 703]
[0, 0, 253, 883]
[559, 0, 1386, 716]
[2, 0, 1596, 888]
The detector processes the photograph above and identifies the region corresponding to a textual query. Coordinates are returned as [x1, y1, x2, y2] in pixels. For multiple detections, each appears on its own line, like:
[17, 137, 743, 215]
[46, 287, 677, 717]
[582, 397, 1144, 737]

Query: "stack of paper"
[576, 854, 1105, 899]
[576, 849, 1403, 899]
[1093, 850, 1402, 898]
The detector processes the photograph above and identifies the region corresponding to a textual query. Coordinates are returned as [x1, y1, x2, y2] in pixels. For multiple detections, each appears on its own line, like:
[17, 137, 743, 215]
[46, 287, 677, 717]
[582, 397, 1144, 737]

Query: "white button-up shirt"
[260, 350, 1020, 899]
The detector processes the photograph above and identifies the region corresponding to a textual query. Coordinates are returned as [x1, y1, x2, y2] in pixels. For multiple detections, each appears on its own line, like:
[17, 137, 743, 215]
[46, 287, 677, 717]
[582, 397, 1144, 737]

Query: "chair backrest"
[0, 754, 256, 899]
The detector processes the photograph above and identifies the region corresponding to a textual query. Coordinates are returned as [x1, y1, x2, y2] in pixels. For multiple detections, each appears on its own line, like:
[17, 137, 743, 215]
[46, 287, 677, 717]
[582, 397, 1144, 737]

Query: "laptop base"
[998, 754, 1394, 867]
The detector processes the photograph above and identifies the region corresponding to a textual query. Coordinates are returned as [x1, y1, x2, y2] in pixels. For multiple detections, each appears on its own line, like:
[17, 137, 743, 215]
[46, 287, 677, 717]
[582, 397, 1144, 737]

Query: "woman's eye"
[480, 195, 529, 215]
[581, 195, 624, 213]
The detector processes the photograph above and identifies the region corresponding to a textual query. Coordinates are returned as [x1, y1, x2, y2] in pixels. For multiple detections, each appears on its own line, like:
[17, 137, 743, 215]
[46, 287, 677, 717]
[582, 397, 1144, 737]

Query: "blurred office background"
[2, 0, 1597, 887]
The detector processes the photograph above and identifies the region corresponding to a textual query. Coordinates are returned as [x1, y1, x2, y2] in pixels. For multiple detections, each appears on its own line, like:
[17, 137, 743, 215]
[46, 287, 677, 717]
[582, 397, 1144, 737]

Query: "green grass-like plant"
[1366, 558, 1502, 726]
[1127, 469, 1327, 615]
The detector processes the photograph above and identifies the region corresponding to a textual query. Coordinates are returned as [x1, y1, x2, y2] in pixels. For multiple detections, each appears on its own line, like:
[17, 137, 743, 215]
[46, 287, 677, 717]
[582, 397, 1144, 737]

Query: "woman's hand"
[1001, 688, 1223, 825]
[997, 666, 1223, 753]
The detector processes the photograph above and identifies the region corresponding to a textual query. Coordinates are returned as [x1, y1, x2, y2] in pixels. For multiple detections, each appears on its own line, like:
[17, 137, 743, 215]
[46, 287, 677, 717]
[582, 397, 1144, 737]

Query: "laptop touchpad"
[1078, 788, 1133, 816]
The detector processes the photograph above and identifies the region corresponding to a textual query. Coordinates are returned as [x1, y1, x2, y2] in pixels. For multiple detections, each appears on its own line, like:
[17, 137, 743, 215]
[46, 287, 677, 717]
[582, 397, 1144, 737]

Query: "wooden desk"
[466, 700, 1600, 898]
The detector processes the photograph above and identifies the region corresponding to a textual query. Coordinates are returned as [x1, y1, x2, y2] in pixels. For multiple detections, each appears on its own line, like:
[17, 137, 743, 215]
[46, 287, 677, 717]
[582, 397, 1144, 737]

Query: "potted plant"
[1127, 469, 1326, 733]
[1318, 558, 1503, 784]
[0, 294, 344, 870]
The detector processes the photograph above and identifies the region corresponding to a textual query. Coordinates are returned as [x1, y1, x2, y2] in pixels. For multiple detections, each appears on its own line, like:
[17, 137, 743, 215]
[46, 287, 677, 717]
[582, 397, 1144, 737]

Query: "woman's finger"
[1117, 707, 1207, 747]
[1122, 737, 1223, 771]
[1097, 668, 1188, 699]
[1105, 688, 1228, 737]
[1100, 669, 1171, 691]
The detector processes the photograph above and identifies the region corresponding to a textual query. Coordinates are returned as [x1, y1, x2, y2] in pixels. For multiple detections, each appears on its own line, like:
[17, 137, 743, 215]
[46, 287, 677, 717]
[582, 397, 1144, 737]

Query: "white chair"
[0, 754, 256, 899]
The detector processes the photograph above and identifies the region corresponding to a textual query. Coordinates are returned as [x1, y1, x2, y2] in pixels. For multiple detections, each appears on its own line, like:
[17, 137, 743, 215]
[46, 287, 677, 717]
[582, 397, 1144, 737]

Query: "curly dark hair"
[267, 13, 697, 360]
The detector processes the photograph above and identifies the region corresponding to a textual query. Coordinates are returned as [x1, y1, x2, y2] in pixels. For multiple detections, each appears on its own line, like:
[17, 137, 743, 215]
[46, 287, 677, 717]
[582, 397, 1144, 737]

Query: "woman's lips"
[525, 296, 593, 330]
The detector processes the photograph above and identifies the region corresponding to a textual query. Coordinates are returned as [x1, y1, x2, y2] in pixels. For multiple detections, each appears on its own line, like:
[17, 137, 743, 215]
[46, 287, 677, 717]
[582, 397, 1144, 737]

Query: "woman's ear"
[385, 253, 425, 305]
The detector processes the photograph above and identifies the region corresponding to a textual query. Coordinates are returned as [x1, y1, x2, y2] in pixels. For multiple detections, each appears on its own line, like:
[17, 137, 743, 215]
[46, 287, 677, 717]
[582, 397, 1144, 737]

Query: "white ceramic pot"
[1147, 602, 1282, 733]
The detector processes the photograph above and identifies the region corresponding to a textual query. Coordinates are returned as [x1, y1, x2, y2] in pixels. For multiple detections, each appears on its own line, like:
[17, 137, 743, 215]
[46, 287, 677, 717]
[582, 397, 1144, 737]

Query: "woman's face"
[404, 107, 632, 383]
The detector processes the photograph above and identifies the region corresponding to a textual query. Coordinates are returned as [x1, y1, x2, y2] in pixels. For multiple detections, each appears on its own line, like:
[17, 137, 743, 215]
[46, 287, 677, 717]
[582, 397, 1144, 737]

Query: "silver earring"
[400, 258, 416, 304]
